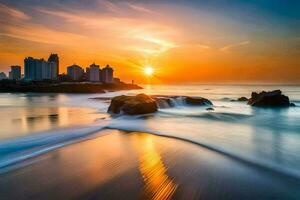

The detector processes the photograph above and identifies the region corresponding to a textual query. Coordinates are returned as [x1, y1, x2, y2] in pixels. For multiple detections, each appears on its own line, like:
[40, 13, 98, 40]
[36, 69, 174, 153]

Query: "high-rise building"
[48, 53, 59, 76]
[24, 57, 57, 80]
[0, 72, 7, 80]
[25, 57, 40, 80]
[67, 64, 84, 80]
[86, 67, 90, 79]
[9, 65, 21, 80]
[88, 63, 100, 82]
[47, 61, 58, 80]
[101, 65, 114, 83]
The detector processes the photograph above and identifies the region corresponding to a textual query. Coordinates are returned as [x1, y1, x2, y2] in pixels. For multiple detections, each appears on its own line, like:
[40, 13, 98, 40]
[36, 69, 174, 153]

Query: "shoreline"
[111, 128, 300, 182]
[0, 81, 142, 93]
[0, 129, 299, 199]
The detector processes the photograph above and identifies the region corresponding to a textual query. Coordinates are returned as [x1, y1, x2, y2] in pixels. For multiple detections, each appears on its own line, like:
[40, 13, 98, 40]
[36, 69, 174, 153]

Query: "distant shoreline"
[0, 81, 142, 93]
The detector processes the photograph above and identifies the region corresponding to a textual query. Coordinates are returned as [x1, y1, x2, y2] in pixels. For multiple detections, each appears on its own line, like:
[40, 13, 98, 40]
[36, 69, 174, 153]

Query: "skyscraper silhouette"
[88, 63, 100, 82]
[67, 64, 84, 80]
[48, 53, 59, 76]
[9, 65, 21, 80]
[24, 57, 57, 80]
[101, 65, 114, 83]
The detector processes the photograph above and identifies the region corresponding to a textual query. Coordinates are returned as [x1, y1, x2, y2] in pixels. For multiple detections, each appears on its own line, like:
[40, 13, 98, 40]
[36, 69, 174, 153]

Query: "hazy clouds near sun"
[0, 0, 299, 83]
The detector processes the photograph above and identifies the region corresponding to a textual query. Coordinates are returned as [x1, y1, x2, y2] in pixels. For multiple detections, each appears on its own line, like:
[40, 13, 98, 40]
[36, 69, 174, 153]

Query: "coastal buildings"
[24, 57, 57, 80]
[86, 64, 114, 83]
[101, 65, 114, 83]
[86, 67, 90, 79]
[4, 53, 117, 83]
[9, 66, 21, 80]
[67, 64, 84, 80]
[48, 54, 59, 76]
[88, 63, 100, 82]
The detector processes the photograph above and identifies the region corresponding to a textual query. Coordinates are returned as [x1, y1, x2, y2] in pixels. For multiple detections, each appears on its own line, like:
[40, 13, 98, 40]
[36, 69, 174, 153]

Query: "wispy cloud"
[35, 6, 168, 32]
[0, 24, 88, 46]
[197, 44, 211, 49]
[125, 34, 178, 54]
[0, 3, 30, 20]
[35, 5, 178, 54]
[96, 0, 155, 15]
[96, 0, 120, 13]
[35, 8, 111, 28]
[220, 41, 251, 51]
[126, 3, 155, 14]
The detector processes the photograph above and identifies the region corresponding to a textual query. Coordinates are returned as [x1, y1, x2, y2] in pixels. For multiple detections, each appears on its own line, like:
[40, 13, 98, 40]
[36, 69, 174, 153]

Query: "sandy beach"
[0, 129, 299, 200]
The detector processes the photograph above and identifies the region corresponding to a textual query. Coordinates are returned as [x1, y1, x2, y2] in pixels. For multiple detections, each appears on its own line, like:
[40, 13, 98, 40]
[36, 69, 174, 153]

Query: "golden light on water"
[134, 134, 178, 200]
[144, 66, 154, 76]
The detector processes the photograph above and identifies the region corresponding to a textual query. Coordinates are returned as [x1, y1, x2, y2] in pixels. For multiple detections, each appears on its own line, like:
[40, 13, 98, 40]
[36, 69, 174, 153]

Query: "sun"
[144, 66, 154, 76]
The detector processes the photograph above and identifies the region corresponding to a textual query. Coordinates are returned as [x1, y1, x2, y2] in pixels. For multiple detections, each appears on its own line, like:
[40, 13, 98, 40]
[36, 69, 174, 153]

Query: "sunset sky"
[0, 0, 299, 84]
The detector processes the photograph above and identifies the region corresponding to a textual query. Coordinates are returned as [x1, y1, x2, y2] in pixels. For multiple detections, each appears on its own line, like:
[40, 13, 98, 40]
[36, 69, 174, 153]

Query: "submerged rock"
[185, 97, 212, 106]
[222, 97, 232, 101]
[108, 94, 158, 115]
[237, 97, 248, 101]
[248, 90, 292, 107]
[206, 107, 214, 111]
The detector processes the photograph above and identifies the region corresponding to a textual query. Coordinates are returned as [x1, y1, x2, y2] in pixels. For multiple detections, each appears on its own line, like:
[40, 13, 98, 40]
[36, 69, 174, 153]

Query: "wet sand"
[0, 129, 299, 200]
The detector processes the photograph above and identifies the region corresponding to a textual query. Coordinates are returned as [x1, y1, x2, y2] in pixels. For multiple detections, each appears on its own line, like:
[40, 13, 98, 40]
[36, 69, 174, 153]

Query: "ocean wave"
[290, 101, 300, 106]
[1, 113, 300, 182]
[105, 123, 300, 182]
[0, 122, 108, 172]
[158, 109, 252, 121]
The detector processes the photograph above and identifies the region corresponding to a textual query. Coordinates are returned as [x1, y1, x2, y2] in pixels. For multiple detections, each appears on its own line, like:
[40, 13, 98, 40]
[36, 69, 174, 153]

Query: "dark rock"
[237, 97, 248, 101]
[108, 94, 158, 115]
[290, 103, 296, 107]
[185, 97, 212, 106]
[248, 90, 291, 107]
[206, 107, 214, 111]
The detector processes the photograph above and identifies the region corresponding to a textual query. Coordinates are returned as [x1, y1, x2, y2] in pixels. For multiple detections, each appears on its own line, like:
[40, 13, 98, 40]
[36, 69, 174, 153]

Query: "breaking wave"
[0, 122, 108, 172]
[105, 118, 300, 182]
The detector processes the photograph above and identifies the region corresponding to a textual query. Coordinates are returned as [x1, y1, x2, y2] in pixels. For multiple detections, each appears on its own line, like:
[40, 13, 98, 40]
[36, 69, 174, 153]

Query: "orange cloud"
[35, 6, 179, 56]
[0, 24, 88, 46]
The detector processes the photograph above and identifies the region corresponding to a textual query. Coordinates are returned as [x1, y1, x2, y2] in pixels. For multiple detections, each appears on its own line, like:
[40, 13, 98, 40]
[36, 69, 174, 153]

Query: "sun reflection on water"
[133, 133, 177, 200]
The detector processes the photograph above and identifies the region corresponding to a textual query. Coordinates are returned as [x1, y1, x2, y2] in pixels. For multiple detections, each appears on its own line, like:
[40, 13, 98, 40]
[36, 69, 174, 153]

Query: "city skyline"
[1, 53, 115, 84]
[0, 0, 299, 84]
[1, 53, 115, 83]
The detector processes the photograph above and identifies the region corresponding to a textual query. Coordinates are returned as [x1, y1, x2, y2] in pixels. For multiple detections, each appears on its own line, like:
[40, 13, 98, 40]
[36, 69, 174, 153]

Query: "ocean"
[0, 84, 300, 180]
